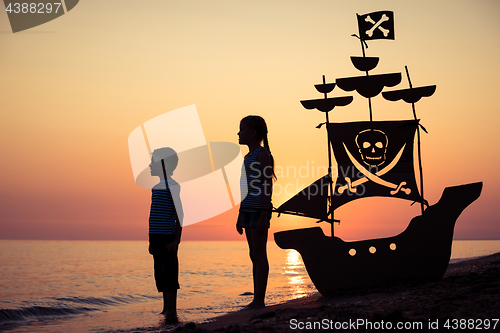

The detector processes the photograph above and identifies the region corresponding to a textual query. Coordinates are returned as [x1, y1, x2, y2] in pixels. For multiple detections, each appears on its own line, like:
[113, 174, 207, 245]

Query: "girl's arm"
[236, 212, 244, 235]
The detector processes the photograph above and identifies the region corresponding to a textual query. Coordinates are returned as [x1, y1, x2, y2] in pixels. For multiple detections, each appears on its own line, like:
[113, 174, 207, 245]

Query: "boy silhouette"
[148, 147, 183, 323]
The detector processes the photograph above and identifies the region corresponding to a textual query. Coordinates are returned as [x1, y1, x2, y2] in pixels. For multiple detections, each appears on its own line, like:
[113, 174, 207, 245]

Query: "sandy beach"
[168, 252, 500, 332]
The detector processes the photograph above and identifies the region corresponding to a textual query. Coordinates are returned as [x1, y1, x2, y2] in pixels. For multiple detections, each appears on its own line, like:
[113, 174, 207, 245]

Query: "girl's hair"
[241, 115, 277, 180]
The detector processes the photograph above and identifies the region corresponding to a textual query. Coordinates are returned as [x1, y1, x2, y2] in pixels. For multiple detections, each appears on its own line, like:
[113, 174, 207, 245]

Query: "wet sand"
[172, 252, 500, 332]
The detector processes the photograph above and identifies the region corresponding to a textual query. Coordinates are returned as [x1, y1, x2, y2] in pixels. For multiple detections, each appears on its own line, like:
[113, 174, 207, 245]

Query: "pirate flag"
[328, 120, 420, 210]
[357, 10, 395, 41]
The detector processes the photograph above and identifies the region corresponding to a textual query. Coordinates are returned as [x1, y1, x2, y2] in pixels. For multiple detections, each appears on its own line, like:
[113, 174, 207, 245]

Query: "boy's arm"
[166, 218, 182, 252]
[171, 182, 184, 227]
[166, 181, 183, 252]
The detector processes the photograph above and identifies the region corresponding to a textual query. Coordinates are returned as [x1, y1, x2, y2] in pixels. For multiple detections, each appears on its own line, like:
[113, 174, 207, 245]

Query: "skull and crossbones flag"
[328, 120, 420, 210]
[357, 10, 395, 40]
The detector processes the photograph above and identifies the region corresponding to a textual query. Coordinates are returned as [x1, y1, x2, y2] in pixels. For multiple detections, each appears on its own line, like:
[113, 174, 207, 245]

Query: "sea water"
[0, 240, 499, 333]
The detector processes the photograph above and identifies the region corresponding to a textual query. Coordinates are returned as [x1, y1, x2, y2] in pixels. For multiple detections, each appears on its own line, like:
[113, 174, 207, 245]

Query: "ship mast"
[381, 67, 436, 214]
[358, 36, 374, 122]
[405, 66, 424, 213]
[299, 76, 353, 236]
[322, 75, 336, 236]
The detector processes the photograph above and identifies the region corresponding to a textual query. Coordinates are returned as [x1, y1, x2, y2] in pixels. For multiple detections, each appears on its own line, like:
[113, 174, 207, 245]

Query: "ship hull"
[274, 182, 482, 296]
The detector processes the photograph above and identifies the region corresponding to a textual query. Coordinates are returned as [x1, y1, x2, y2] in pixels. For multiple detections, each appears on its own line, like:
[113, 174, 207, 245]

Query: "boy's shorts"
[149, 234, 180, 292]
[240, 210, 271, 229]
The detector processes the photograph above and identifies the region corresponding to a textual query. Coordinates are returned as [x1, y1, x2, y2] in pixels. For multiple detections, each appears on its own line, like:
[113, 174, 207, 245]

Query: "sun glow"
[284, 249, 308, 299]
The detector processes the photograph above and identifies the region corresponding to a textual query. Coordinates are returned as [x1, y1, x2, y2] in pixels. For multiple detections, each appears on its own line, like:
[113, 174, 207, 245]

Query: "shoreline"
[173, 252, 500, 332]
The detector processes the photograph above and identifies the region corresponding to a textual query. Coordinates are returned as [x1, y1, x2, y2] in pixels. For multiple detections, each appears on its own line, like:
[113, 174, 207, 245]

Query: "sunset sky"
[1, 0, 499, 241]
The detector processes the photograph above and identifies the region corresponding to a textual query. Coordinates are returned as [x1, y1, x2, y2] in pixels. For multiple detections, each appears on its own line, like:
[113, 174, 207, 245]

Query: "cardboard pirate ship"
[273, 11, 482, 295]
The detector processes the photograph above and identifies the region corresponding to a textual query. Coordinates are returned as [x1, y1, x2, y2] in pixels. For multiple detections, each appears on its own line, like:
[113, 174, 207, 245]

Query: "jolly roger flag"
[328, 120, 421, 210]
[357, 10, 395, 41]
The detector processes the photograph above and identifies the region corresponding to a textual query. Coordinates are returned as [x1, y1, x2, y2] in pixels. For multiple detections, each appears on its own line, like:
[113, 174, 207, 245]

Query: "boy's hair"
[152, 147, 178, 176]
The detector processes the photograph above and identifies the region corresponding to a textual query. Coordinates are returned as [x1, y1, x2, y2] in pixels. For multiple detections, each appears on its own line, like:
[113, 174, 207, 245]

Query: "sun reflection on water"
[284, 249, 309, 299]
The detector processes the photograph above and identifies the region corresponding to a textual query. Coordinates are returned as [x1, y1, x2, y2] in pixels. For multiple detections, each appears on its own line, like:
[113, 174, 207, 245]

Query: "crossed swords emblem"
[338, 143, 411, 195]
[365, 14, 390, 38]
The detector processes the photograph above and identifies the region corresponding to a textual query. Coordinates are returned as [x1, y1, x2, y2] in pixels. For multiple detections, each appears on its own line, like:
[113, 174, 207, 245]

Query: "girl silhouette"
[236, 115, 276, 309]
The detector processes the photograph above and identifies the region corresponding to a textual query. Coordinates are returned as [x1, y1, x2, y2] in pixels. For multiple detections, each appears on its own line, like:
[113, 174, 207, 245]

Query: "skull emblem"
[355, 129, 388, 166]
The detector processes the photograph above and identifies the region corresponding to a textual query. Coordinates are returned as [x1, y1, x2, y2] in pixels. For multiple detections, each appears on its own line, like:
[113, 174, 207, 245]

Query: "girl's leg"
[244, 229, 256, 294]
[245, 227, 269, 307]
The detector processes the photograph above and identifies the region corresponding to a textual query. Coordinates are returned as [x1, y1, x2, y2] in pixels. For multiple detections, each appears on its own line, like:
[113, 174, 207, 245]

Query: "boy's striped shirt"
[149, 181, 178, 235]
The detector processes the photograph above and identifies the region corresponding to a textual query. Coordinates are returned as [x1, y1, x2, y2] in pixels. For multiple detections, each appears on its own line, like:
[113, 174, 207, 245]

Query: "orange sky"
[1, 0, 499, 240]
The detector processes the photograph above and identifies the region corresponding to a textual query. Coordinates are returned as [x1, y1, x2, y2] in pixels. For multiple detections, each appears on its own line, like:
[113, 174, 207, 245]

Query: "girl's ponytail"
[263, 135, 276, 180]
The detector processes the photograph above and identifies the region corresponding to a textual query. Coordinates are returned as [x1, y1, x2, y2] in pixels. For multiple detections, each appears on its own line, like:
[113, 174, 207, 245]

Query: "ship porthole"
[349, 249, 356, 256]
[390, 243, 396, 250]
[369, 246, 376, 254]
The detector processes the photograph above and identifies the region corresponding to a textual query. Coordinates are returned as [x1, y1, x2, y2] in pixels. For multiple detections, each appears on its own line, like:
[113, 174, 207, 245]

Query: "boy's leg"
[161, 236, 179, 318]
[163, 290, 178, 323]
[161, 292, 167, 314]
[152, 241, 168, 314]
[165, 290, 177, 315]
[162, 290, 177, 314]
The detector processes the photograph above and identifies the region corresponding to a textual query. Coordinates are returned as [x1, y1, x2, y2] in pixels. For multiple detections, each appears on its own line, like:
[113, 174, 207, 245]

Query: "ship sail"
[276, 175, 331, 221]
[329, 119, 421, 210]
[277, 119, 421, 218]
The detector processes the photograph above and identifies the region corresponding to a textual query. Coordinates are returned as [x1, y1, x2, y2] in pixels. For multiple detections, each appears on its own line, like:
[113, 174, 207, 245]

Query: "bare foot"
[164, 311, 179, 324]
[243, 300, 265, 310]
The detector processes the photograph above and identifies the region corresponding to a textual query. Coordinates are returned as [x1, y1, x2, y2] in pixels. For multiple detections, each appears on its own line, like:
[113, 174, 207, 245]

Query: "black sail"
[328, 120, 421, 210]
[276, 175, 330, 221]
[276, 120, 421, 219]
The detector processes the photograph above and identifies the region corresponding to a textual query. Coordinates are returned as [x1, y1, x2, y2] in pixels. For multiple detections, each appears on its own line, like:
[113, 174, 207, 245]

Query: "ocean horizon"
[1, 240, 500, 332]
